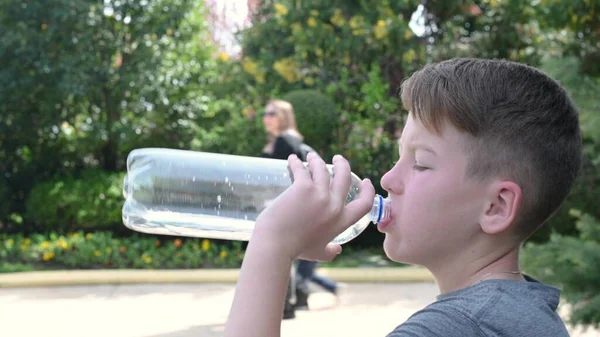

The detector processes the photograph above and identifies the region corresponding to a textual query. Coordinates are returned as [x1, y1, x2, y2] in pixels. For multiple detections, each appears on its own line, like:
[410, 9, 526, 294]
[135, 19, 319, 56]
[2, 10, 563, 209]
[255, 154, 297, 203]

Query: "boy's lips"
[376, 216, 393, 232]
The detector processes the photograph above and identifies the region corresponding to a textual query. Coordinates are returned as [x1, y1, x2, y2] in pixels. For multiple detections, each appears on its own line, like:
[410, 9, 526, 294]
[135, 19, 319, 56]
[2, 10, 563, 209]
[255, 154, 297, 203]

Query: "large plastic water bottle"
[122, 148, 390, 245]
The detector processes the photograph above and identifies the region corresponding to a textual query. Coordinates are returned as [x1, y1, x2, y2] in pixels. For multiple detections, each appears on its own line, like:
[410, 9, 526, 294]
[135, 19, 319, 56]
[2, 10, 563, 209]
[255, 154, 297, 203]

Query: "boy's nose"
[380, 164, 404, 195]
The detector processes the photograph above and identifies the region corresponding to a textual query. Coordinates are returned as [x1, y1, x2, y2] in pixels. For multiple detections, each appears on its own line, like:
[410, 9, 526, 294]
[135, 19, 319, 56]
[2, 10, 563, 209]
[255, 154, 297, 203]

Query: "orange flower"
[174, 239, 183, 248]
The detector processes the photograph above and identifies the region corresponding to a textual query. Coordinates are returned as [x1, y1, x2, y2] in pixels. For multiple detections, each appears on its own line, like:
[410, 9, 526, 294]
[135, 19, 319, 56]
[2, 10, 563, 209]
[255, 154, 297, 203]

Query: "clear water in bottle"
[122, 148, 390, 245]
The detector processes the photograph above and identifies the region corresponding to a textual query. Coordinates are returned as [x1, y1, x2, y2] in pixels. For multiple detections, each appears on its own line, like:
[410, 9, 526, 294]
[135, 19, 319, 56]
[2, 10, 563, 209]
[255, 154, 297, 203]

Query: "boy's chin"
[383, 237, 429, 267]
[383, 238, 411, 264]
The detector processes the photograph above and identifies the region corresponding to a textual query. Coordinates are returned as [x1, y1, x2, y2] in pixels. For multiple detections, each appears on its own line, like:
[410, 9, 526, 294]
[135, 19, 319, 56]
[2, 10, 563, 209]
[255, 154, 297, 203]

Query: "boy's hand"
[253, 152, 375, 262]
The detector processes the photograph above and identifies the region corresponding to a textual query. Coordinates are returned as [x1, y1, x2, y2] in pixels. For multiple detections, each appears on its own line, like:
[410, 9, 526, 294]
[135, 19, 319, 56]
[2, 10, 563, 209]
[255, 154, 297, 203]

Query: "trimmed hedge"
[281, 89, 339, 158]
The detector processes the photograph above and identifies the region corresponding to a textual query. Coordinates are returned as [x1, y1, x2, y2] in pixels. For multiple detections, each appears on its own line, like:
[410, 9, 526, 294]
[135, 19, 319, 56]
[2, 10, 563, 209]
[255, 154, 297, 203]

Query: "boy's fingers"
[299, 244, 342, 262]
[337, 179, 376, 233]
[307, 152, 330, 188]
[330, 155, 352, 201]
[287, 154, 310, 182]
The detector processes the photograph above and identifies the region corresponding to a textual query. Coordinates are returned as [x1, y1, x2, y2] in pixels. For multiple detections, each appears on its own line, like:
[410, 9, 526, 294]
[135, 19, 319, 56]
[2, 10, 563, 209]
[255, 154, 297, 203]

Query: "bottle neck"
[369, 195, 390, 223]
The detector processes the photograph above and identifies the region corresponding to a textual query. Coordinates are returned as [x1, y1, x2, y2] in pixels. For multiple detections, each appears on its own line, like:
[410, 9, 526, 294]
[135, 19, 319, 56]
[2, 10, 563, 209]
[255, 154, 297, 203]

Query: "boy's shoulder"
[387, 276, 570, 337]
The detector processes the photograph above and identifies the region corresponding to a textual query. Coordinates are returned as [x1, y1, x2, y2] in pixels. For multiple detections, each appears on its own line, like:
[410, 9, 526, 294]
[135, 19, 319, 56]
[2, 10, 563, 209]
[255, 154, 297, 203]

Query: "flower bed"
[0, 232, 245, 272]
[0, 231, 403, 273]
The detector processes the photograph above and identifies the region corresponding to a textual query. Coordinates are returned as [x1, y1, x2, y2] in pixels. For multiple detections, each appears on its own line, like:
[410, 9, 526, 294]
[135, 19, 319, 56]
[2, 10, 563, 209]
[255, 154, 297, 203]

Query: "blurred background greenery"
[0, 0, 598, 329]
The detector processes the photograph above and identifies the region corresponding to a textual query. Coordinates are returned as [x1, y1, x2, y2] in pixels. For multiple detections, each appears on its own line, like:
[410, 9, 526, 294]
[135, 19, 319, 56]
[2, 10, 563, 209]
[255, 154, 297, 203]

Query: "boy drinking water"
[224, 58, 582, 336]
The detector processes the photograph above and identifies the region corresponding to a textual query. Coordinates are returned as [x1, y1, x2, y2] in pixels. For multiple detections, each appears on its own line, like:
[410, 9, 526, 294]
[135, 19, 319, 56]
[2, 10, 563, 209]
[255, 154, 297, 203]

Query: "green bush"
[281, 89, 338, 157]
[25, 170, 124, 233]
[522, 56, 600, 330]
[0, 231, 245, 271]
[0, 179, 10, 222]
[522, 210, 600, 329]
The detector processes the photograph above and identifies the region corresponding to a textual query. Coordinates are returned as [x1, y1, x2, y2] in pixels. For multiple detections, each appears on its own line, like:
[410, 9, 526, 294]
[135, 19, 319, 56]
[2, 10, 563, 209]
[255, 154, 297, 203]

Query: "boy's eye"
[412, 163, 428, 171]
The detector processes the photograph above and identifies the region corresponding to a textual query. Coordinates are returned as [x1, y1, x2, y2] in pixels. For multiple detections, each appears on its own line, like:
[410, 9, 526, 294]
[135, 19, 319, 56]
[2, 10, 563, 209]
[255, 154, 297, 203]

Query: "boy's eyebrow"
[398, 138, 437, 155]
[413, 143, 437, 155]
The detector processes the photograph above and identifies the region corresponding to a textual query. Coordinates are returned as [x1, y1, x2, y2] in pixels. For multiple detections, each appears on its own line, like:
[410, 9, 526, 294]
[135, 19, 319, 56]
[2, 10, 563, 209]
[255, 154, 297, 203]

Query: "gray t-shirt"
[387, 275, 570, 337]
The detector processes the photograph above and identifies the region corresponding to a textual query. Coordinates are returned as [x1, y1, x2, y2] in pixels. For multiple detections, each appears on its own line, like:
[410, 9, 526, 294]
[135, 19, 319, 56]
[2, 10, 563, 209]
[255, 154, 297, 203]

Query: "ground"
[0, 282, 597, 337]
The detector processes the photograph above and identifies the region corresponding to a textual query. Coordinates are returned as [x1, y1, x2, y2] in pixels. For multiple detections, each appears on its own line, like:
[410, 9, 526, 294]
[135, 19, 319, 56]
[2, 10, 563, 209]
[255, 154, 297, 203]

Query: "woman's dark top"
[261, 132, 305, 160]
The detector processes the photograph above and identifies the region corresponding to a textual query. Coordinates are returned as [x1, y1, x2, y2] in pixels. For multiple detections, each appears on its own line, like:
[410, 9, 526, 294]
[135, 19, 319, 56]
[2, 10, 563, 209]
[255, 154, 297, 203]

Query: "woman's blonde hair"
[266, 99, 303, 138]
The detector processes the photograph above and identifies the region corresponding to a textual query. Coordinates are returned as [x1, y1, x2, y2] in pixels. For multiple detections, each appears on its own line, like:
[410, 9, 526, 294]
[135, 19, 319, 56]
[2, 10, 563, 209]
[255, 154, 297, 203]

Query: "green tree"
[230, 0, 426, 191]
[526, 56, 600, 241]
[431, 0, 542, 64]
[0, 0, 216, 231]
[533, 0, 600, 76]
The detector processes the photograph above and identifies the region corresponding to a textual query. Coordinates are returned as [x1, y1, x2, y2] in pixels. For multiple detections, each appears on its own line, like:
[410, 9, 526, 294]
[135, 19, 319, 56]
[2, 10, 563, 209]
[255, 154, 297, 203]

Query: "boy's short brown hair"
[400, 58, 582, 237]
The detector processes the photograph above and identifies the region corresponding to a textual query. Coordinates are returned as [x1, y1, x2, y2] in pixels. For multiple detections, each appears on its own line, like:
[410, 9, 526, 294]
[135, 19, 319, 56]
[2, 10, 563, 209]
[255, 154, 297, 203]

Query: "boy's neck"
[429, 244, 524, 294]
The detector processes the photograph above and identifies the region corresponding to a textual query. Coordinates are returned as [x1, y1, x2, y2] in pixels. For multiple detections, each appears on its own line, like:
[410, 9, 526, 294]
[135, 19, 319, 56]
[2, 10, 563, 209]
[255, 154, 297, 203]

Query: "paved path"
[0, 283, 596, 337]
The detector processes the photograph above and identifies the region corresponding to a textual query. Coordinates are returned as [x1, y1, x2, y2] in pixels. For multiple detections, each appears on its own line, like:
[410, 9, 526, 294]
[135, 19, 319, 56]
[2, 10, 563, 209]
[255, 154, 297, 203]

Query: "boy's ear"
[479, 181, 522, 235]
